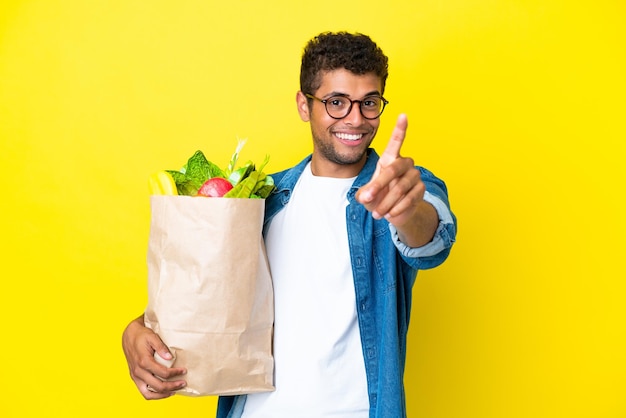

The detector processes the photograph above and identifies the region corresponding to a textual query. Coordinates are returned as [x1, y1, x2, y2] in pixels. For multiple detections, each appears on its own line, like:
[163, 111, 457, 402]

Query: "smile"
[335, 132, 364, 141]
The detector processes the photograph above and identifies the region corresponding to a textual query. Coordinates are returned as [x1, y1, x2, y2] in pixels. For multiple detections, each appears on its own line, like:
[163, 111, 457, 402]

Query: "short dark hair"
[300, 32, 389, 95]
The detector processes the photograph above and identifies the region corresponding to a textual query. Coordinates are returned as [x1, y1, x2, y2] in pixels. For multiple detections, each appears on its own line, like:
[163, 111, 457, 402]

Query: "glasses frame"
[305, 93, 389, 120]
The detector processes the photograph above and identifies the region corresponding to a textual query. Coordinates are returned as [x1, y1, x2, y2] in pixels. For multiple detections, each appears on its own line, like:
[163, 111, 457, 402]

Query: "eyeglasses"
[305, 93, 389, 120]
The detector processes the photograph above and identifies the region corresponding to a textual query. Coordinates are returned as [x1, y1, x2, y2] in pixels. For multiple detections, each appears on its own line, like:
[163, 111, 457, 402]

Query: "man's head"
[296, 32, 390, 178]
[300, 32, 389, 96]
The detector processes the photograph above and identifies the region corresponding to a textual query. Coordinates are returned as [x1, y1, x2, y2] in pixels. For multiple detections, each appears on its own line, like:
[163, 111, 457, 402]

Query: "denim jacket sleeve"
[390, 166, 456, 270]
[390, 191, 456, 261]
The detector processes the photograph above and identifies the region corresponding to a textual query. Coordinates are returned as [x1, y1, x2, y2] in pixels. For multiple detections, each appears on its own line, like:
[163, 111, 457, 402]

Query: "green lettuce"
[167, 143, 275, 198]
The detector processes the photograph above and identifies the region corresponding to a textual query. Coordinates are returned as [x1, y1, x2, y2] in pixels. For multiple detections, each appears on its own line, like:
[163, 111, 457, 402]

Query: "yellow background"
[1, 1, 624, 417]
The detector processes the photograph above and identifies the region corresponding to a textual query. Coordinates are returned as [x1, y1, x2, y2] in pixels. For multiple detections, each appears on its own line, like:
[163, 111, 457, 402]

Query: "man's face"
[297, 68, 383, 178]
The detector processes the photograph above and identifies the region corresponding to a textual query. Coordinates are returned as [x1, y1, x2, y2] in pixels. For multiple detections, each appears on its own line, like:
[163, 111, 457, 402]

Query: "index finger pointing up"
[379, 113, 408, 166]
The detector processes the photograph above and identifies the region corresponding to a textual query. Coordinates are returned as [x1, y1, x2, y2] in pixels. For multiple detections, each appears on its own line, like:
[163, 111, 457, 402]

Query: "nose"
[342, 101, 365, 125]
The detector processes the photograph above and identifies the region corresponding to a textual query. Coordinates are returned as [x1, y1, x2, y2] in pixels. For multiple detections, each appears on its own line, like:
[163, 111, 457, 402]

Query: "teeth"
[336, 133, 363, 141]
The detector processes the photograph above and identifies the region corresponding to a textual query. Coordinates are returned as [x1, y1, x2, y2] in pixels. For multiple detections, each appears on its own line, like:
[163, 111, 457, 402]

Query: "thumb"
[149, 332, 173, 360]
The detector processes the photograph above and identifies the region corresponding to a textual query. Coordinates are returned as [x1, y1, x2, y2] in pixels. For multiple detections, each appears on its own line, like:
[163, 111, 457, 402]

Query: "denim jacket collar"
[272, 148, 379, 199]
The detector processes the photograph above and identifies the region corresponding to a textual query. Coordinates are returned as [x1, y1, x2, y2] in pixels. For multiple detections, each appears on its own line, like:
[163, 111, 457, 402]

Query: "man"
[123, 31, 456, 418]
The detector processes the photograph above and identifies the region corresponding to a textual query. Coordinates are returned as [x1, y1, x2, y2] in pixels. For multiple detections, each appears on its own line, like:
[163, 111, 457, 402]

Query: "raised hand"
[357, 114, 423, 223]
[356, 114, 438, 247]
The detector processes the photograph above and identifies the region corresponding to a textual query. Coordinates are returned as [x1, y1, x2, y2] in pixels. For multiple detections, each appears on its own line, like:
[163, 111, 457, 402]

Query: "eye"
[362, 97, 381, 108]
[327, 97, 348, 108]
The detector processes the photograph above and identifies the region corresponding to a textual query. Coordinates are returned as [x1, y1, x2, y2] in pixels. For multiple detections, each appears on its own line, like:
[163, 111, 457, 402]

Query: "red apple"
[197, 177, 233, 197]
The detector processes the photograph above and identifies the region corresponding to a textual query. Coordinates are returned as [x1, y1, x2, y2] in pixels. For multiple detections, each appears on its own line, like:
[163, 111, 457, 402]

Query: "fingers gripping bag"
[143, 142, 275, 396]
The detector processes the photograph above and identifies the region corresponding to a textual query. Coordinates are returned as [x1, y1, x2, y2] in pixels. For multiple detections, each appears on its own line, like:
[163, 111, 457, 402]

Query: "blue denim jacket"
[217, 149, 457, 418]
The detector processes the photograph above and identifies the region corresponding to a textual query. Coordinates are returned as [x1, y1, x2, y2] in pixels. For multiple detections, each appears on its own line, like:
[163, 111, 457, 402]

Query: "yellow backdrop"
[1, 0, 624, 417]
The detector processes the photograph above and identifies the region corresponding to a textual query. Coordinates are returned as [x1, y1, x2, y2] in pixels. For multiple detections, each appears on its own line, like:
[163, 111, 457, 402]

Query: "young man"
[122, 32, 456, 418]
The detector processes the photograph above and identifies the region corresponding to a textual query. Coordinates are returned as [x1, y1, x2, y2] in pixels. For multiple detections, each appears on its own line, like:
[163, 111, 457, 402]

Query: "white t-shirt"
[241, 163, 369, 418]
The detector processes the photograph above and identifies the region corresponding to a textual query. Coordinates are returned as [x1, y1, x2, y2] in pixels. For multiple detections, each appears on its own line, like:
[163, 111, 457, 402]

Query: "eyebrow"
[321, 90, 382, 99]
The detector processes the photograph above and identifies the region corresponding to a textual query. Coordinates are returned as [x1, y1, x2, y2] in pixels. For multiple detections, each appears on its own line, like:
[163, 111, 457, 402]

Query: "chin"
[333, 150, 368, 166]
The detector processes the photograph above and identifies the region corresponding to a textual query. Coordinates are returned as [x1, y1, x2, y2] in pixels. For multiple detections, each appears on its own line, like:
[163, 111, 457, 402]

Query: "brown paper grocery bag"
[144, 195, 274, 396]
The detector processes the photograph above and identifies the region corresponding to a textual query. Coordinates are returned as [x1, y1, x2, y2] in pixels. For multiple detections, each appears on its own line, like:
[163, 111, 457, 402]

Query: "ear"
[296, 91, 310, 122]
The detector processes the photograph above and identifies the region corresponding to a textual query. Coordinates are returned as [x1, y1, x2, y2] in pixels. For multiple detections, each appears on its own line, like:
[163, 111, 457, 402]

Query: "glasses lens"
[325, 96, 351, 118]
[360, 96, 384, 119]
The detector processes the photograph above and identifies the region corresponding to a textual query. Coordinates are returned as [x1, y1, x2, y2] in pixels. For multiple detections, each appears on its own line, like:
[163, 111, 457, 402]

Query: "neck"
[310, 154, 367, 178]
